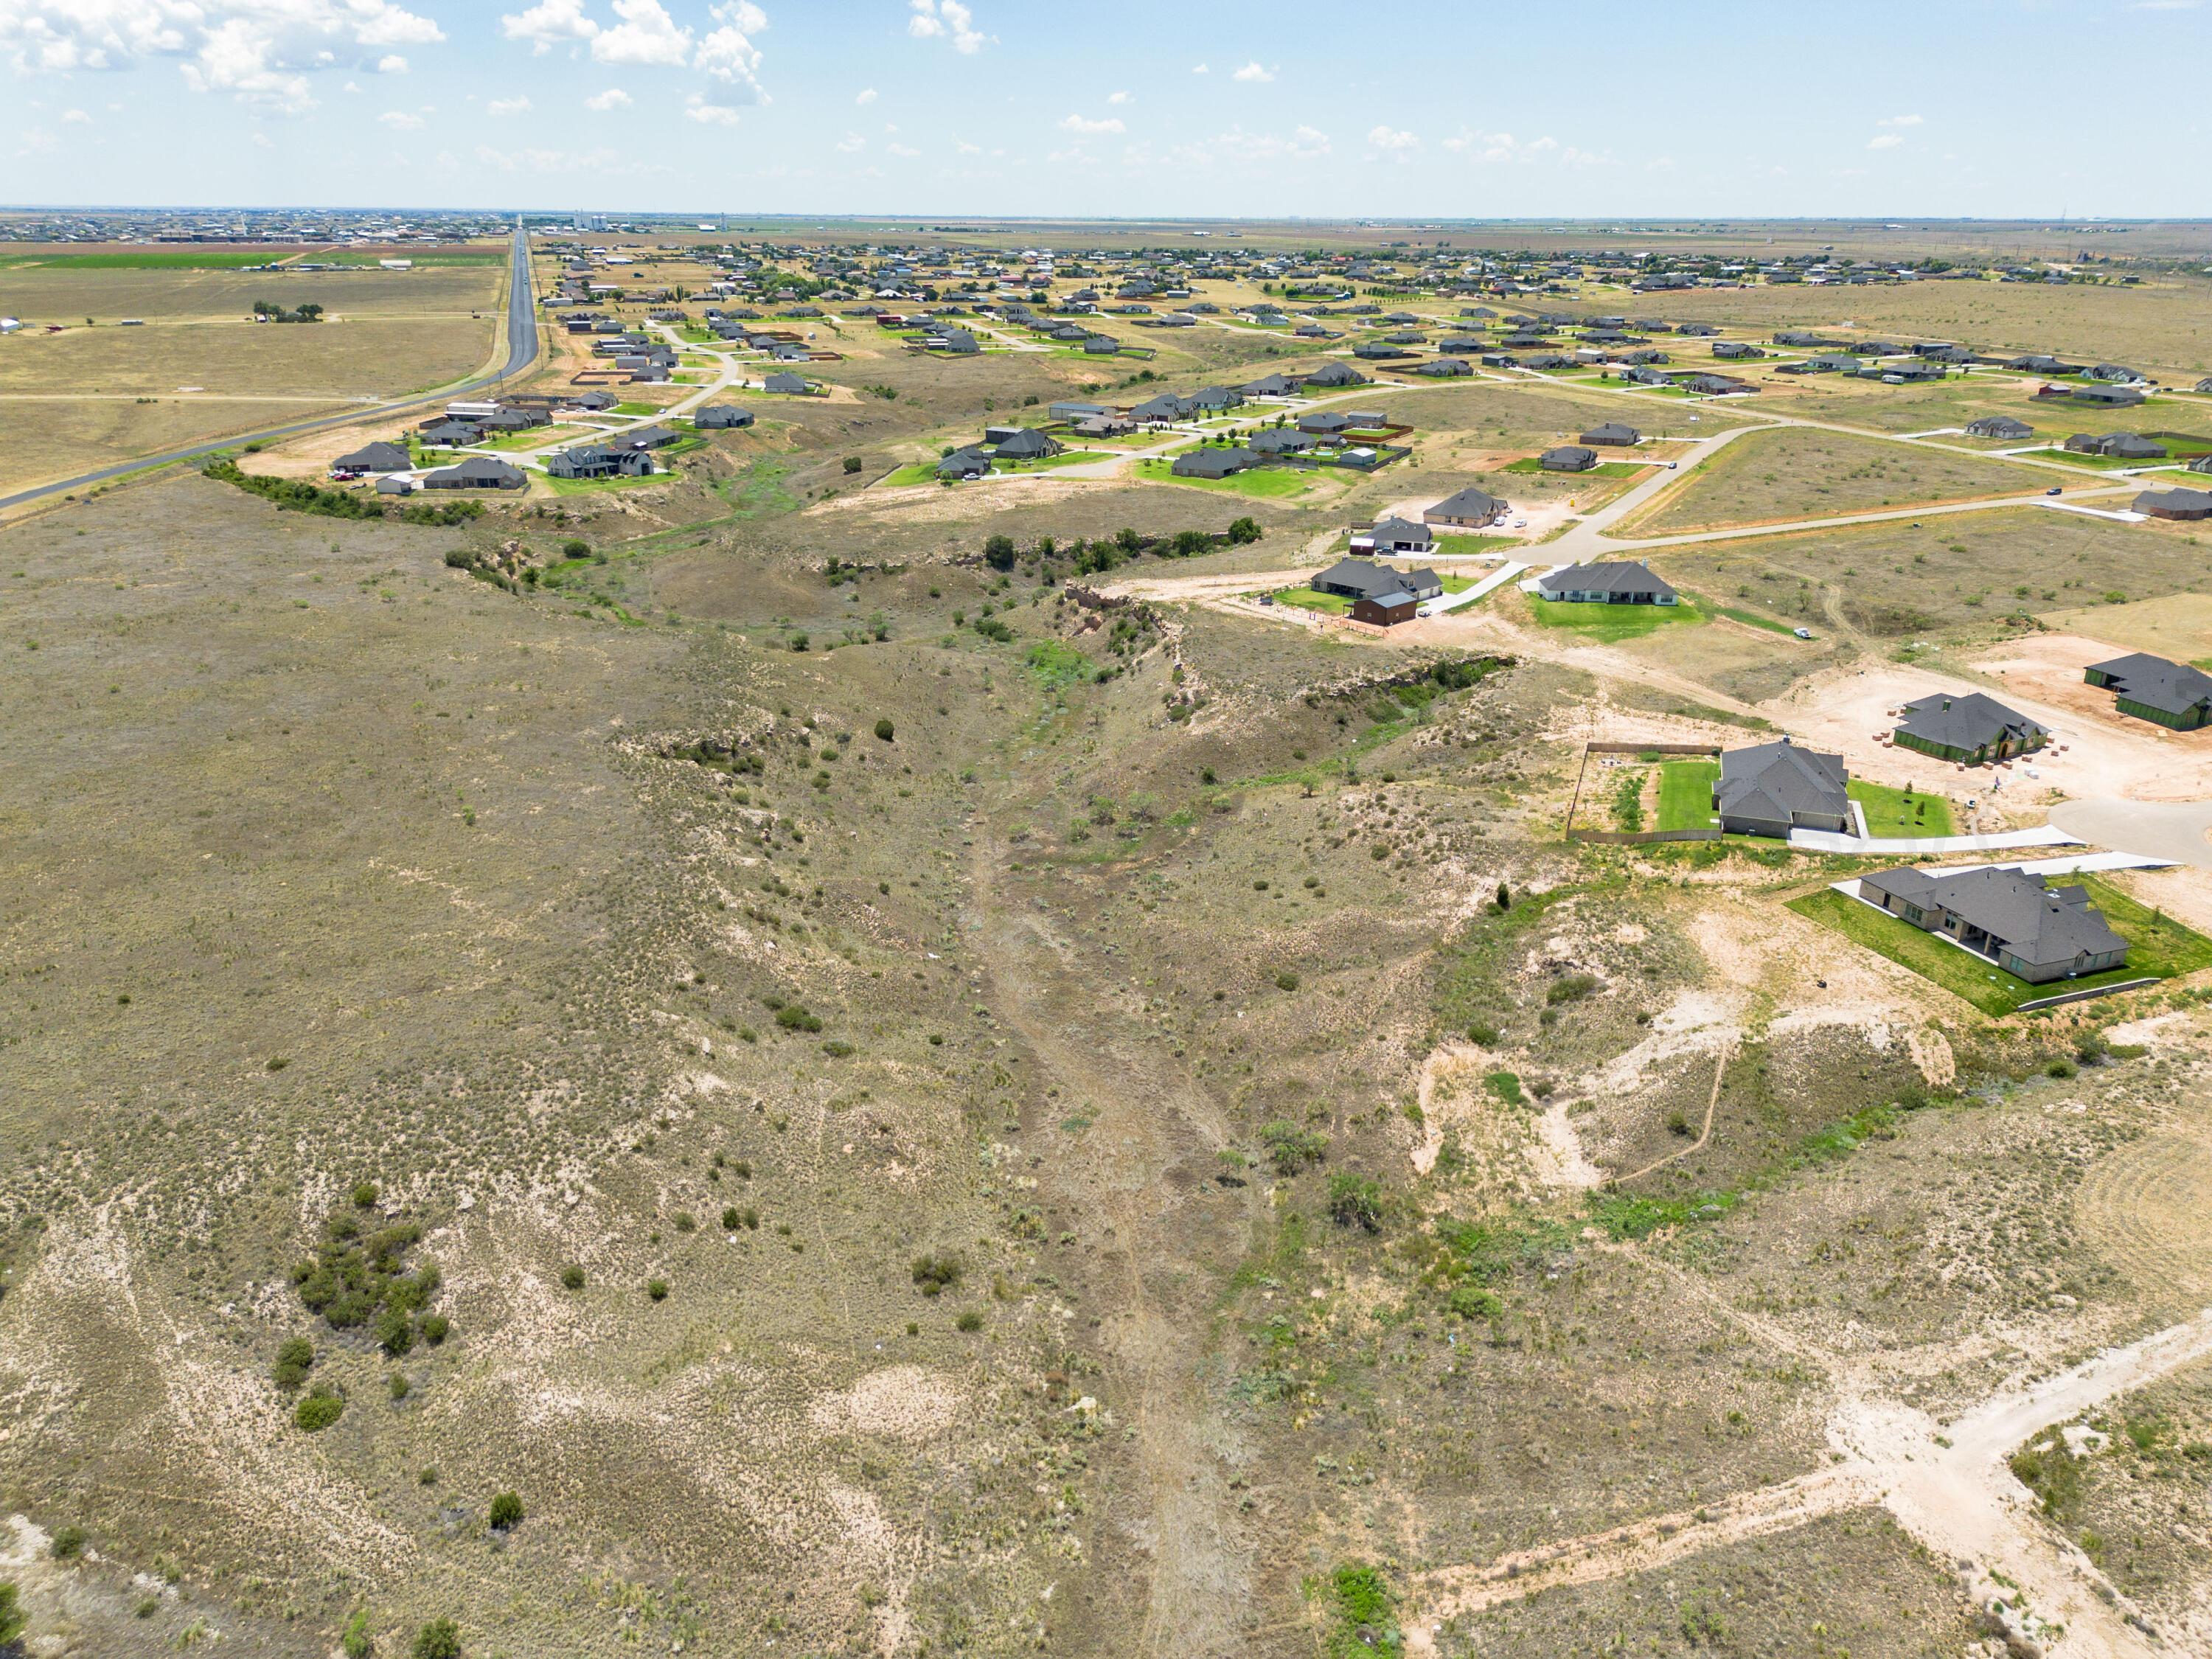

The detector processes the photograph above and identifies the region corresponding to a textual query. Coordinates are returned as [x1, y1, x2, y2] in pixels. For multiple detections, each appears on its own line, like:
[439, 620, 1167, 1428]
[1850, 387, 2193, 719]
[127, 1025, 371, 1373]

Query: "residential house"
[1171, 446, 1260, 479]
[1298, 411, 1352, 436]
[333, 441, 411, 475]
[936, 446, 992, 481]
[1131, 392, 1194, 425]
[1714, 737, 1852, 838]
[1536, 561, 1678, 605]
[2066, 432, 2165, 459]
[1349, 518, 1436, 555]
[1248, 428, 1316, 456]
[622, 424, 683, 450]
[1190, 386, 1245, 412]
[422, 456, 526, 490]
[1966, 416, 2032, 441]
[1891, 692, 2046, 763]
[2066, 384, 2146, 408]
[419, 419, 482, 447]
[1239, 372, 1301, 398]
[2135, 487, 2212, 521]
[1857, 866, 2128, 984]
[546, 445, 654, 480]
[1352, 591, 1419, 627]
[1312, 558, 1442, 602]
[695, 406, 755, 430]
[762, 372, 813, 394]
[1425, 487, 1506, 529]
[1677, 373, 1755, 396]
[1580, 422, 1640, 447]
[1416, 357, 1471, 378]
[1540, 445, 1599, 472]
[993, 428, 1062, 461]
[2085, 652, 2212, 728]
[1303, 362, 1366, 389]
[2087, 363, 2146, 385]
[1712, 341, 1766, 359]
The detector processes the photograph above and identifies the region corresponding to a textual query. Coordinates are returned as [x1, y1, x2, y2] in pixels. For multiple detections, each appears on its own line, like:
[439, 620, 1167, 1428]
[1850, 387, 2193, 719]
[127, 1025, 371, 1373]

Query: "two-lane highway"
[0, 223, 540, 515]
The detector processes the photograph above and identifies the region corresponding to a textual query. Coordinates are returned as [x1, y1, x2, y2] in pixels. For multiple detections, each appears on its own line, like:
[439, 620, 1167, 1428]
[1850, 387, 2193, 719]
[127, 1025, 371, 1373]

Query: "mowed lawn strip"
[1786, 877, 2212, 1015]
[1846, 779, 1957, 838]
[1656, 759, 1720, 831]
[1526, 596, 1704, 642]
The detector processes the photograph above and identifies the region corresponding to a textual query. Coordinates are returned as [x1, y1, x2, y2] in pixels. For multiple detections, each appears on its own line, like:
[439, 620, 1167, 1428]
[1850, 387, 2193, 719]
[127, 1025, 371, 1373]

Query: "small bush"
[411, 1620, 463, 1659]
[341, 1608, 374, 1659]
[0, 1584, 24, 1648]
[49, 1526, 87, 1561]
[296, 1385, 345, 1433]
[375, 1307, 414, 1357]
[1546, 973, 1599, 1006]
[1466, 1021, 1500, 1046]
[559, 1265, 585, 1290]
[911, 1253, 963, 1296]
[1274, 970, 1300, 992]
[874, 717, 894, 742]
[420, 1315, 449, 1346]
[721, 1206, 742, 1231]
[1446, 1284, 1502, 1321]
[389, 1371, 411, 1402]
[774, 1004, 824, 1032]
[646, 1279, 669, 1302]
[1259, 1121, 1329, 1175]
[352, 1181, 380, 1209]
[672, 1211, 697, 1234]
[955, 1310, 984, 1333]
[487, 1491, 524, 1531]
[273, 1335, 316, 1391]
[842, 456, 863, 474]
[1327, 1173, 1384, 1234]
[2046, 1058, 2077, 1079]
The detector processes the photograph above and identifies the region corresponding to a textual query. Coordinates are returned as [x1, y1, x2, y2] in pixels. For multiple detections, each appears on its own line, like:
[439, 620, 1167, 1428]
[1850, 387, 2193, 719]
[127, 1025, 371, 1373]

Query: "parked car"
[2045, 485, 2062, 495]
[1792, 627, 1814, 640]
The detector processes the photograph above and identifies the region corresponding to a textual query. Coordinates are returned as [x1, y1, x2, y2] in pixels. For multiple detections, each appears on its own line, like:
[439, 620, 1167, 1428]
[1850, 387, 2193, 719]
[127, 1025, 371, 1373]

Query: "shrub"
[842, 456, 863, 474]
[983, 534, 1018, 571]
[955, 1310, 984, 1333]
[673, 1211, 697, 1234]
[1327, 1173, 1385, 1234]
[560, 538, 589, 560]
[559, 1265, 585, 1290]
[1259, 1121, 1329, 1175]
[375, 1307, 414, 1356]
[420, 1315, 450, 1346]
[296, 1385, 345, 1432]
[49, 1526, 86, 1561]
[411, 1620, 463, 1659]
[721, 1206, 742, 1231]
[487, 1491, 524, 1531]
[775, 1004, 824, 1032]
[1446, 1284, 1502, 1321]
[273, 1336, 316, 1391]
[874, 717, 894, 742]
[1274, 971, 1300, 992]
[2046, 1058, 2077, 1079]
[646, 1279, 669, 1302]
[1466, 1021, 1500, 1046]
[1546, 973, 1599, 1006]
[0, 1583, 21, 1649]
[352, 1181, 380, 1209]
[341, 1609, 374, 1659]
[911, 1253, 963, 1296]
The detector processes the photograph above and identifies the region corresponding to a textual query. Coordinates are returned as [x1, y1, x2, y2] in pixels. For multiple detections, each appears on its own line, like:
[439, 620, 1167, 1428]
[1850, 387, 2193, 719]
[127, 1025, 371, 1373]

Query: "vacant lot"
[1620, 425, 2040, 535]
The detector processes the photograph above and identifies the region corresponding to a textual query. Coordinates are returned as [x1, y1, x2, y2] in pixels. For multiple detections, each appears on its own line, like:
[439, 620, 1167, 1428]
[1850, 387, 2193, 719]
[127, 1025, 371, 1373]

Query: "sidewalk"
[1419, 562, 1525, 616]
[1788, 824, 2084, 856]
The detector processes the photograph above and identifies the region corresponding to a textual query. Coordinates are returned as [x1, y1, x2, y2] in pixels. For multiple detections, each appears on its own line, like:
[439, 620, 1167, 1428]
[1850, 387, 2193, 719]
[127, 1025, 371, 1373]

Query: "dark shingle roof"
[1717, 739, 1849, 828]
[1861, 866, 2127, 971]
[1894, 692, 2045, 754]
[1536, 561, 1677, 602]
[2089, 652, 2212, 718]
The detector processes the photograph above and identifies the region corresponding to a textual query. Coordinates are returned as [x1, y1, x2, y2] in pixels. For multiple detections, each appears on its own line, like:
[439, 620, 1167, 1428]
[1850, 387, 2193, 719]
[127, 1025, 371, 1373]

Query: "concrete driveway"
[2048, 798, 2212, 869]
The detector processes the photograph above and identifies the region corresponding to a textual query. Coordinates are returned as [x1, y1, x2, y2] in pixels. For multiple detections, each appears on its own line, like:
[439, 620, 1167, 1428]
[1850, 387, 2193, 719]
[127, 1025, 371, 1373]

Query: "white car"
[1512, 519, 1527, 529]
[1792, 627, 1815, 640]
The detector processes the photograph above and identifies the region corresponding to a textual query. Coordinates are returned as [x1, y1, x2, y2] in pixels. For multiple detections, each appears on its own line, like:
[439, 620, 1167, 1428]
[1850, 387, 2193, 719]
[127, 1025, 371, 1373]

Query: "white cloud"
[1203, 124, 1330, 163]
[855, 86, 876, 104]
[886, 139, 919, 156]
[591, 0, 689, 66]
[1877, 113, 1923, 127]
[835, 130, 863, 152]
[908, 0, 988, 52]
[378, 108, 422, 128]
[685, 94, 740, 123]
[0, 0, 445, 114]
[17, 126, 57, 156]
[501, 0, 597, 52]
[487, 94, 531, 115]
[1868, 132, 1903, 149]
[60, 105, 90, 122]
[377, 52, 407, 72]
[1231, 60, 1273, 82]
[954, 136, 981, 154]
[1106, 88, 1129, 104]
[1366, 123, 1418, 152]
[1444, 129, 1576, 164]
[694, 0, 765, 101]
[584, 85, 631, 109]
[1191, 61, 1208, 74]
[1059, 113, 1124, 135]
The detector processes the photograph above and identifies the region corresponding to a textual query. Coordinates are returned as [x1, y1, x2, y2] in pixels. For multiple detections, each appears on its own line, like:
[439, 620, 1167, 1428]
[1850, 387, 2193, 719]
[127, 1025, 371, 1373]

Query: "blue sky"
[2, 0, 2207, 218]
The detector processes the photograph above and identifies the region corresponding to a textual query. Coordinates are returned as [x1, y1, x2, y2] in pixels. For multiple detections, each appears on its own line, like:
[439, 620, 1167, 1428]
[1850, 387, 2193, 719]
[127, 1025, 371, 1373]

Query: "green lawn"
[1787, 877, 2211, 1015]
[1846, 780, 1956, 838]
[0, 250, 284, 270]
[2016, 446, 2163, 470]
[543, 470, 672, 498]
[993, 450, 1115, 473]
[1526, 597, 1703, 642]
[881, 462, 943, 487]
[1276, 587, 1352, 615]
[1433, 533, 1519, 557]
[1500, 457, 1649, 478]
[1134, 459, 1315, 498]
[1655, 760, 1719, 832]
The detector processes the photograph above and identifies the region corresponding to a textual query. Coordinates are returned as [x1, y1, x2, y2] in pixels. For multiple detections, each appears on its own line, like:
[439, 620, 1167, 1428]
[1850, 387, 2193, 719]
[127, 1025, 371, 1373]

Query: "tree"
[411, 1620, 462, 1659]
[1328, 1173, 1384, 1234]
[874, 717, 894, 742]
[0, 1582, 22, 1648]
[983, 534, 1017, 571]
[488, 1491, 524, 1531]
[1226, 516, 1262, 544]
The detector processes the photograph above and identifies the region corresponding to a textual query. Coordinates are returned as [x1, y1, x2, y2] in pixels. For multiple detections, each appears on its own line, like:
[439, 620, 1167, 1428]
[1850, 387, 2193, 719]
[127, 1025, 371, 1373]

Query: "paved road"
[0, 225, 540, 515]
[2048, 797, 2212, 869]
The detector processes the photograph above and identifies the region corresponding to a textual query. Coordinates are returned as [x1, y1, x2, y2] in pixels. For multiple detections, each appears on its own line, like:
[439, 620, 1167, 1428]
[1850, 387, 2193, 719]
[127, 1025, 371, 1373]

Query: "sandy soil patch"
[810, 1365, 968, 1443]
[2039, 591, 2212, 662]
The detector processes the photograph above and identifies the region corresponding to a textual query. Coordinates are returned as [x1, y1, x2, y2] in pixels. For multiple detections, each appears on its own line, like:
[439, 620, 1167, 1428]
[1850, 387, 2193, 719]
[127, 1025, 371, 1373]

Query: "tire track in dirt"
[966, 838, 1257, 1659]
[2073, 1088, 2212, 1310]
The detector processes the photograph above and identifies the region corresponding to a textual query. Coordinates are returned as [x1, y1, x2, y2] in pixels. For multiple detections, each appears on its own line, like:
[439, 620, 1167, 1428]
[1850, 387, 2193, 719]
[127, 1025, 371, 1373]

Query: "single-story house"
[1171, 446, 1260, 479]
[1049, 400, 1107, 422]
[1131, 392, 1194, 425]
[695, 406, 755, 430]
[1190, 386, 1245, 412]
[2066, 384, 2145, 408]
[1712, 341, 1766, 359]
[2191, 454, 2212, 476]
[1580, 422, 1640, 447]
[2085, 651, 2212, 729]
[937, 446, 992, 480]
[1965, 416, 2032, 441]
[1857, 866, 2127, 984]
[622, 424, 683, 451]
[546, 445, 655, 480]
[1677, 373, 1755, 396]
[2088, 363, 2146, 385]
[1352, 591, 1419, 627]
[1072, 413, 1135, 439]
[1303, 362, 1366, 389]
[1891, 692, 2046, 764]
[1425, 487, 1506, 529]
[419, 420, 483, 447]
[1239, 373, 1301, 397]
[1416, 357, 1472, 378]
[1298, 411, 1352, 435]
[1349, 518, 1435, 555]
[2134, 487, 2212, 521]
[2066, 431, 2165, 459]
[993, 428, 1062, 461]
[333, 441, 411, 475]
[762, 372, 813, 394]
[422, 456, 526, 490]
[1540, 445, 1599, 473]
[1714, 737, 1851, 838]
[1312, 557, 1442, 602]
[1248, 428, 1316, 455]
[374, 475, 416, 495]
[1535, 560, 1677, 605]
